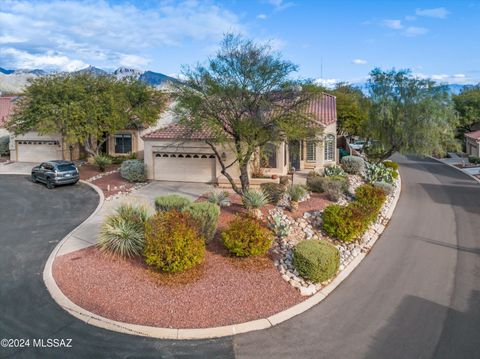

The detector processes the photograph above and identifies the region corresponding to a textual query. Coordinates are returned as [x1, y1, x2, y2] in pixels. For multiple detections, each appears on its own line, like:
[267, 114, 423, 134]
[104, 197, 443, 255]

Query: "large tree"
[453, 85, 480, 135]
[330, 83, 370, 136]
[174, 34, 319, 194]
[7, 73, 166, 158]
[363, 68, 458, 161]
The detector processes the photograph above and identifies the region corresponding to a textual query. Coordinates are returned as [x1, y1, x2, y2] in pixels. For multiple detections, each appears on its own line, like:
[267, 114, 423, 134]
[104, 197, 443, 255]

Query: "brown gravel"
[90, 171, 136, 198]
[78, 163, 119, 180]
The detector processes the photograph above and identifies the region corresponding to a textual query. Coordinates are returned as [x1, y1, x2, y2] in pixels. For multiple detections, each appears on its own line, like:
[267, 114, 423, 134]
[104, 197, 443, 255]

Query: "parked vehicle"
[349, 140, 371, 151]
[31, 160, 80, 189]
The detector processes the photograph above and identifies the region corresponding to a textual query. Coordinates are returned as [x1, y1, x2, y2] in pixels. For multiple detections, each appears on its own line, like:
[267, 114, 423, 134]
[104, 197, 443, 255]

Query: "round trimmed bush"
[120, 159, 146, 182]
[144, 210, 205, 273]
[185, 202, 220, 243]
[293, 240, 339, 283]
[341, 155, 365, 174]
[221, 215, 273, 257]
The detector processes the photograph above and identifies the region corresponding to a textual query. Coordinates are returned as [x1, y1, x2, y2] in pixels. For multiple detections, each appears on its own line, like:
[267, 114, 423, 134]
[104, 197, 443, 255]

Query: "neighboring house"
[142, 93, 338, 184]
[465, 130, 480, 157]
[0, 96, 17, 137]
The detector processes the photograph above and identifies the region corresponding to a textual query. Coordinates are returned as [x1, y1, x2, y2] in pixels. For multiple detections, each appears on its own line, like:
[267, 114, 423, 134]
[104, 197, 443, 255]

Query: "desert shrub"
[144, 210, 205, 273]
[221, 215, 273, 257]
[98, 203, 151, 258]
[324, 165, 346, 177]
[323, 179, 346, 201]
[268, 213, 291, 238]
[468, 155, 480, 164]
[288, 184, 307, 202]
[383, 160, 399, 171]
[185, 202, 220, 243]
[242, 189, 269, 209]
[322, 203, 369, 242]
[155, 195, 192, 212]
[364, 162, 394, 184]
[293, 240, 339, 283]
[206, 190, 230, 207]
[94, 154, 112, 172]
[260, 183, 286, 204]
[308, 175, 349, 197]
[341, 155, 365, 174]
[279, 176, 290, 186]
[0, 136, 9, 156]
[373, 181, 394, 195]
[354, 184, 386, 221]
[120, 159, 146, 182]
[306, 176, 324, 193]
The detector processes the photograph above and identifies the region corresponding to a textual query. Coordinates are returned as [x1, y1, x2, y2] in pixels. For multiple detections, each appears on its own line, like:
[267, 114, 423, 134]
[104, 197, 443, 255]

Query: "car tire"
[46, 178, 55, 189]
[31, 174, 37, 183]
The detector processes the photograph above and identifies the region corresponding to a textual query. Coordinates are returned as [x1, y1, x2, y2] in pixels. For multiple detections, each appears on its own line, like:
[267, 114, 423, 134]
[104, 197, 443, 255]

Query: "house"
[142, 93, 337, 184]
[465, 130, 480, 157]
[0, 96, 16, 137]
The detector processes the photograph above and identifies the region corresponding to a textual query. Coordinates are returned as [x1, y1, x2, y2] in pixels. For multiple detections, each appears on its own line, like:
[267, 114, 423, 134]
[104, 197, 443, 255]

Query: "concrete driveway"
[0, 162, 37, 174]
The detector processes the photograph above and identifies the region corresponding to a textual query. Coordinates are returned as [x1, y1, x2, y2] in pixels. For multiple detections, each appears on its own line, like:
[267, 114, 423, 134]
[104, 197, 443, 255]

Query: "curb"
[428, 156, 480, 184]
[43, 176, 402, 340]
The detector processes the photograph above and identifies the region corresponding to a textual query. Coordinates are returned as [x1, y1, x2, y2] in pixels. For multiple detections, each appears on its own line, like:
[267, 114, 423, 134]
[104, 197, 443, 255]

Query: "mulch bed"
[78, 164, 135, 198]
[78, 163, 119, 180]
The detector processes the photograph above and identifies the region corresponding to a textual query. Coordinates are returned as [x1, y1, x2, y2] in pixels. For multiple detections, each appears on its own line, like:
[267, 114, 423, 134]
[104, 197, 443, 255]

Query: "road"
[0, 155, 479, 358]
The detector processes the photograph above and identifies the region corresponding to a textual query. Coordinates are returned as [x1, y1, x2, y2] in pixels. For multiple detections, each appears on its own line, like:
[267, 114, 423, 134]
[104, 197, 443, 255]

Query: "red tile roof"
[465, 130, 480, 140]
[0, 96, 18, 128]
[144, 93, 336, 141]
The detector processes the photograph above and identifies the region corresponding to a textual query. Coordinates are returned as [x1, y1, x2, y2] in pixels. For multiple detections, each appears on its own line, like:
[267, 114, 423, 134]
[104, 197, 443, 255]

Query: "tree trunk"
[205, 140, 242, 195]
[375, 146, 396, 164]
[239, 162, 250, 193]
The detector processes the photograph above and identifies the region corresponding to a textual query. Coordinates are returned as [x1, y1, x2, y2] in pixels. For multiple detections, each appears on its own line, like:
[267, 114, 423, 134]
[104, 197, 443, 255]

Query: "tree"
[363, 68, 458, 161]
[174, 34, 319, 194]
[7, 74, 166, 158]
[453, 85, 480, 135]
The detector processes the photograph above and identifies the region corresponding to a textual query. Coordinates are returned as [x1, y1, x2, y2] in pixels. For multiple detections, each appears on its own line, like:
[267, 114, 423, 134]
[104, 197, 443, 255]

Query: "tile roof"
[144, 93, 336, 141]
[0, 96, 18, 128]
[465, 130, 480, 140]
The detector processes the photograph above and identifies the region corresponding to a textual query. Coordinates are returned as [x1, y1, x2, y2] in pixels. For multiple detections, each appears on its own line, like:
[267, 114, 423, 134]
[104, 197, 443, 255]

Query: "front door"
[288, 140, 301, 171]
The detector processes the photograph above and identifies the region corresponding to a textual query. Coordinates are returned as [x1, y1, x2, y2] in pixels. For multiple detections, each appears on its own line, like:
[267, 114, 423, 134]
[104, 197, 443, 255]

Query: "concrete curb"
[428, 156, 480, 184]
[43, 175, 402, 340]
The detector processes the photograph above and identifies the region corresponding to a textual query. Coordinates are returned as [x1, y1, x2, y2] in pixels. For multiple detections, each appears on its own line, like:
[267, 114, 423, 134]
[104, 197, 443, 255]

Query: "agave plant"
[241, 189, 270, 210]
[324, 165, 346, 177]
[268, 214, 291, 239]
[364, 162, 394, 184]
[94, 154, 112, 172]
[206, 190, 231, 207]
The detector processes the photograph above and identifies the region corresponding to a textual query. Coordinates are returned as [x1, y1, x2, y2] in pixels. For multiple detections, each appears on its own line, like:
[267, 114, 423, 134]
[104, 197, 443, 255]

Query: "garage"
[16, 140, 62, 162]
[153, 152, 216, 183]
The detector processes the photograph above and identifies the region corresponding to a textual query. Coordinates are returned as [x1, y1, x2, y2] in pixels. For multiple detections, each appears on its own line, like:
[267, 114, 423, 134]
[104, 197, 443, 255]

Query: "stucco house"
[465, 130, 480, 157]
[142, 93, 337, 184]
[0, 96, 17, 137]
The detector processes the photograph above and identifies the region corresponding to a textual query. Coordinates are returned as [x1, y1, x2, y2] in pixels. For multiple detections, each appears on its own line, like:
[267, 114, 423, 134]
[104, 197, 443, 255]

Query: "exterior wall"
[261, 141, 289, 176]
[0, 128, 9, 137]
[300, 121, 337, 172]
[465, 137, 480, 156]
[107, 129, 140, 158]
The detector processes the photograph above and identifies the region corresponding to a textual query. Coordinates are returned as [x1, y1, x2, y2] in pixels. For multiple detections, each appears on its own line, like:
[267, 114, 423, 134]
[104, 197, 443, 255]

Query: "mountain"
[139, 71, 178, 86]
[0, 67, 14, 75]
[73, 65, 108, 76]
[113, 67, 143, 80]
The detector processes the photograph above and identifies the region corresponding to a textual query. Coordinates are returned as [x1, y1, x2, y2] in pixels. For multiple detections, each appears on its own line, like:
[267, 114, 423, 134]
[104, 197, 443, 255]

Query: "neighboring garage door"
[154, 153, 216, 182]
[16, 140, 62, 162]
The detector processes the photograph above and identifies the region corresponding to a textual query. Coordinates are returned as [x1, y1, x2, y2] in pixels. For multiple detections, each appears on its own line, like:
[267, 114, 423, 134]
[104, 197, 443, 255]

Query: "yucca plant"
[206, 190, 231, 207]
[242, 189, 269, 218]
[94, 154, 112, 172]
[288, 184, 307, 211]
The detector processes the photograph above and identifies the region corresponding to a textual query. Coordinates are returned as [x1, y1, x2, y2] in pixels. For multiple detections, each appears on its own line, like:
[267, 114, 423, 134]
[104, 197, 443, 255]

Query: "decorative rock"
[300, 284, 317, 296]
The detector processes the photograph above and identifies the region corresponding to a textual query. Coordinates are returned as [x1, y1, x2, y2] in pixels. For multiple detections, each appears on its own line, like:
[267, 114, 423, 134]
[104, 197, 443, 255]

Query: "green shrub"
[288, 184, 307, 202]
[120, 159, 146, 182]
[98, 203, 151, 258]
[293, 240, 339, 283]
[94, 154, 112, 172]
[322, 203, 369, 242]
[341, 155, 365, 174]
[242, 189, 269, 209]
[260, 183, 286, 204]
[306, 173, 324, 192]
[206, 190, 230, 207]
[373, 181, 394, 195]
[222, 215, 273, 257]
[185, 202, 220, 243]
[324, 165, 346, 177]
[383, 160, 399, 170]
[155, 195, 192, 212]
[468, 155, 480, 164]
[364, 162, 394, 184]
[144, 211, 205, 273]
[0, 136, 9, 156]
[279, 176, 290, 186]
[308, 175, 349, 198]
[354, 184, 386, 221]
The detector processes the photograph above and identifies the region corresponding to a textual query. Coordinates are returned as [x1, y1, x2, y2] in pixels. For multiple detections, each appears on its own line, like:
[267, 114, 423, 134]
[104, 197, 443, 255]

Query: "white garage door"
[16, 140, 62, 162]
[154, 153, 216, 183]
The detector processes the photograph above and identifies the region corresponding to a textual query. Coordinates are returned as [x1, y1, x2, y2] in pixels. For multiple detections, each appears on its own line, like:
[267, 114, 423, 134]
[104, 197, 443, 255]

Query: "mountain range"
[0, 66, 178, 94]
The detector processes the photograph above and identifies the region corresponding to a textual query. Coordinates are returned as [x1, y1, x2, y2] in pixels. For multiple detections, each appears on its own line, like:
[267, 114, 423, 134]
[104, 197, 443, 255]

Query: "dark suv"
[31, 160, 80, 189]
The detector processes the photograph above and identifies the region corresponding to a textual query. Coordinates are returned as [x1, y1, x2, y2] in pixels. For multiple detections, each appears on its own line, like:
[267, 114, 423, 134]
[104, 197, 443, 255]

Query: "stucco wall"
[466, 137, 480, 157]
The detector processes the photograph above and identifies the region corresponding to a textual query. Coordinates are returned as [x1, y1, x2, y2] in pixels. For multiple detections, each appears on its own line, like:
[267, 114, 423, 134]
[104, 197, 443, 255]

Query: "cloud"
[382, 19, 428, 37]
[314, 78, 338, 89]
[257, 14, 268, 20]
[414, 72, 473, 84]
[415, 7, 449, 19]
[266, 0, 295, 11]
[0, 47, 87, 71]
[0, 0, 244, 71]
[404, 26, 428, 37]
[405, 15, 416, 21]
[352, 59, 367, 65]
[383, 19, 403, 29]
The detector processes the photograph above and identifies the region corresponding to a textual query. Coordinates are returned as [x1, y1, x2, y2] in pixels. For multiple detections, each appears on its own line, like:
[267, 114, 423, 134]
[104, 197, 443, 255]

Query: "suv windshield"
[56, 164, 77, 172]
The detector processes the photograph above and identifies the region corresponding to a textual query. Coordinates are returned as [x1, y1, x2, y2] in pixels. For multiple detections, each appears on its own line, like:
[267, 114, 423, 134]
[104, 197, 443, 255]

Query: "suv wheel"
[31, 174, 37, 183]
[46, 178, 55, 189]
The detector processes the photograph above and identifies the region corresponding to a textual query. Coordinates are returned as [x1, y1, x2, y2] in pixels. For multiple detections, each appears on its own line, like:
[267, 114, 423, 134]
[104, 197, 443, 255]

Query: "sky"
[0, 0, 479, 85]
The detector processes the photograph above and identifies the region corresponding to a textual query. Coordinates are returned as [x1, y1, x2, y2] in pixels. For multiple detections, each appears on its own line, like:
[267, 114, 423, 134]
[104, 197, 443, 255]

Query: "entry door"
[288, 140, 301, 170]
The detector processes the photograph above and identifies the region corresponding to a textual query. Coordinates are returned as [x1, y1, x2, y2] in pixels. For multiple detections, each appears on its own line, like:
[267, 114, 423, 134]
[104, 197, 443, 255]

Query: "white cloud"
[0, 0, 244, 71]
[266, 0, 295, 11]
[352, 58, 367, 65]
[0, 47, 87, 71]
[257, 14, 268, 20]
[414, 72, 473, 84]
[383, 19, 403, 29]
[314, 78, 338, 89]
[404, 26, 429, 37]
[415, 7, 449, 19]
[405, 15, 416, 21]
[119, 54, 150, 68]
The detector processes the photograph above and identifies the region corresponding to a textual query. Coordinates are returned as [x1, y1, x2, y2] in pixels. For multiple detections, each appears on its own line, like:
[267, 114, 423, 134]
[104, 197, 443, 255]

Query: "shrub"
[468, 155, 480, 164]
[383, 160, 399, 170]
[322, 203, 369, 242]
[94, 154, 112, 172]
[306, 176, 324, 193]
[324, 165, 346, 177]
[288, 184, 307, 202]
[293, 240, 339, 283]
[268, 213, 291, 238]
[323, 178, 346, 201]
[206, 190, 230, 207]
[185, 202, 220, 243]
[155, 195, 192, 212]
[341, 155, 365, 174]
[279, 176, 290, 186]
[373, 181, 394, 195]
[354, 184, 386, 221]
[144, 211, 205, 273]
[120, 159, 146, 182]
[242, 189, 269, 210]
[222, 215, 273, 257]
[98, 203, 151, 258]
[308, 175, 349, 198]
[0, 136, 9, 156]
[260, 183, 286, 204]
[364, 162, 394, 184]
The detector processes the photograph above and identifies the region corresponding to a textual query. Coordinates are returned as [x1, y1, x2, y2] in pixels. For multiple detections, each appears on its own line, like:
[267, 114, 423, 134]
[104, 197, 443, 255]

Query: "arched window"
[324, 134, 335, 161]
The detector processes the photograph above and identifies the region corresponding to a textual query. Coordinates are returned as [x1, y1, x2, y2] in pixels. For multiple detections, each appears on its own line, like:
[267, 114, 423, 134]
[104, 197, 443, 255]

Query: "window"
[114, 134, 132, 154]
[261, 143, 277, 168]
[306, 140, 316, 162]
[324, 134, 335, 161]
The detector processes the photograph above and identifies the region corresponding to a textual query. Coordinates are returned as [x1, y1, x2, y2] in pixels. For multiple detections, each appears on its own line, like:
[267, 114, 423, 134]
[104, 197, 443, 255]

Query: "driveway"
[0, 162, 37, 175]
[0, 155, 479, 358]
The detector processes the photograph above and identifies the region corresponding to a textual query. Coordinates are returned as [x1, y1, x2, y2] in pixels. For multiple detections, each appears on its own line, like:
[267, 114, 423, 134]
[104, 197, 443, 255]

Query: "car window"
[45, 164, 54, 171]
[57, 164, 77, 172]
